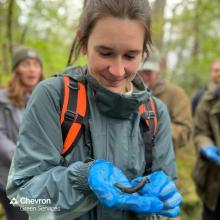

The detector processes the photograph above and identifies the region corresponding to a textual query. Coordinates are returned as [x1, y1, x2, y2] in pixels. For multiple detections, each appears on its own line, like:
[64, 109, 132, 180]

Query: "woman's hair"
[71, 0, 152, 63]
[7, 68, 44, 108]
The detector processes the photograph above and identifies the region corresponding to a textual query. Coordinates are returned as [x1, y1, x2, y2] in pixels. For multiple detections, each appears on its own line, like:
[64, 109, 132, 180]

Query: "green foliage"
[0, 0, 84, 85]
[164, 0, 220, 95]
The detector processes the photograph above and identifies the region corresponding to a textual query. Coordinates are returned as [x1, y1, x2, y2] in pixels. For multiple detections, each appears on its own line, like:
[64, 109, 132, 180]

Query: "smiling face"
[84, 17, 145, 94]
[16, 58, 42, 92]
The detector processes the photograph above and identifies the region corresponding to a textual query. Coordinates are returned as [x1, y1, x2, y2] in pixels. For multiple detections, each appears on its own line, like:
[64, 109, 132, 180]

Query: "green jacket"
[7, 67, 176, 220]
[193, 85, 220, 211]
[151, 77, 192, 149]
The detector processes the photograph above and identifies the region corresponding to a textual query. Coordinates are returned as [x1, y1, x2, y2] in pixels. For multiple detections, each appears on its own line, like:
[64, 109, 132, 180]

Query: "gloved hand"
[131, 171, 182, 218]
[200, 146, 220, 165]
[88, 160, 164, 214]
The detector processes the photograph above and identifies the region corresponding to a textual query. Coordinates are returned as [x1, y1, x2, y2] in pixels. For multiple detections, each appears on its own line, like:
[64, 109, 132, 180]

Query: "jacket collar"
[86, 72, 150, 119]
[204, 84, 220, 101]
[203, 85, 220, 114]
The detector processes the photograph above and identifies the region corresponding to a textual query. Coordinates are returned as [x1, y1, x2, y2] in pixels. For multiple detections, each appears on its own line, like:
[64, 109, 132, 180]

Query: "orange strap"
[138, 97, 158, 135]
[149, 98, 158, 134]
[60, 76, 87, 155]
[138, 103, 149, 127]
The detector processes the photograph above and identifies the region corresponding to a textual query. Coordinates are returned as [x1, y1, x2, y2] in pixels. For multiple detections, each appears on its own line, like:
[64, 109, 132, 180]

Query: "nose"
[29, 64, 40, 73]
[109, 58, 125, 78]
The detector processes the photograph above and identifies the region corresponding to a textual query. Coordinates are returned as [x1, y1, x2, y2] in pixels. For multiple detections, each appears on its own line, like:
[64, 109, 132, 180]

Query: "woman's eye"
[100, 52, 112, 57]
[125, 54, 135, 60]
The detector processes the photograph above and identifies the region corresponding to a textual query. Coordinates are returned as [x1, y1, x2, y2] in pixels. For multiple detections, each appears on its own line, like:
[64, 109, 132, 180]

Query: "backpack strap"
[138, 96, 158, 175]
[60, 75, 87, 156]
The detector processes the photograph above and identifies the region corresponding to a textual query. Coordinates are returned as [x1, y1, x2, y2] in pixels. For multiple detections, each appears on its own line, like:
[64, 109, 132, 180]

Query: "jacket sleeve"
[152, 98, 177, 180]
[193, 99, 214, 151]
[6, 79, 98, 219]
[0, 107, 16, 164]
[0, 106, 17, 188]
[170, 87, 192, 148]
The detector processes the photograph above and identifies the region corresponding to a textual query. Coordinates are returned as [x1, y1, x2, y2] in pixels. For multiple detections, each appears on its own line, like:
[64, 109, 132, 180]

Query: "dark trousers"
[202, 197, 220, 220]
[0, 188, 28, 220]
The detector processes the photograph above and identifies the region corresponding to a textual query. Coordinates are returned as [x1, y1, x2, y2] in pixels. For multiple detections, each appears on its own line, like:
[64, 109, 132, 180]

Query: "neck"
[124, 82, 133, 95]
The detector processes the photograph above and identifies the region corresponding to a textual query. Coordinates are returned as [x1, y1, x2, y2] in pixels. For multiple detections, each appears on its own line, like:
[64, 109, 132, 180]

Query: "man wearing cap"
[139, 48, 192, 149]
[0, 46, 44, 220]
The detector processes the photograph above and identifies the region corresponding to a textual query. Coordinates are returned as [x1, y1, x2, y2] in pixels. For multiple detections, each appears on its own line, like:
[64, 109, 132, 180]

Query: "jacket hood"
[86, 72, 150, 119]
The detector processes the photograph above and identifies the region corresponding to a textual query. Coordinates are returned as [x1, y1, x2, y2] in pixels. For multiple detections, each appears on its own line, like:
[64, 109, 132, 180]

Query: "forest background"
[1, 0, 220, 220]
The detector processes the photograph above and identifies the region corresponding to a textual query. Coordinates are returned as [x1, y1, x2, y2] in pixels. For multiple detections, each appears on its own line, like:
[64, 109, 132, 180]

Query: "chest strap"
[60, 76, 87, 156]
[138, 97, 158, 175]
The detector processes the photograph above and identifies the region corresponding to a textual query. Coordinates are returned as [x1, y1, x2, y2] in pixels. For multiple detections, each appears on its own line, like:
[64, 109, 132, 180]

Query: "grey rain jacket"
[0, 89, 24, 189]
[7, 67, 176, 220]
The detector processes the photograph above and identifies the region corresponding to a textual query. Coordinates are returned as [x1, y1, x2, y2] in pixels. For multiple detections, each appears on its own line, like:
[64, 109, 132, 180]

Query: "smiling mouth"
[104, 78, 123, 87]
[101, 74, 124, 84]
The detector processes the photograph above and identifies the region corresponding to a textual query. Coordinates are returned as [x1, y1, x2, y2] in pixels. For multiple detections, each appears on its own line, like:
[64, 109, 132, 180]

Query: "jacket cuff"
[70, 160, 94, 193]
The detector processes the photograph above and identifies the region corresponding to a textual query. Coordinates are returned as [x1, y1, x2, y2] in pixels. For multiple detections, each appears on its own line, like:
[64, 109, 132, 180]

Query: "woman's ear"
[76, 29, 87, 55]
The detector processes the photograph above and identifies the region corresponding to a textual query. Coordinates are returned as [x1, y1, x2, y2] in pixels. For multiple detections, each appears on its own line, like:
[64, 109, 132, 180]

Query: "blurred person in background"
[138, 47, 192, 150]
[192, 84, 220, 220]
[0, 46, 44, 220]
[192, 58, 220, 116]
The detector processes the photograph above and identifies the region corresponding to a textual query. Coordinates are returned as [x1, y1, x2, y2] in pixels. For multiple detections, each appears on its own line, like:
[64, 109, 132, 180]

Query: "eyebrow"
[94, 45, 141, 54]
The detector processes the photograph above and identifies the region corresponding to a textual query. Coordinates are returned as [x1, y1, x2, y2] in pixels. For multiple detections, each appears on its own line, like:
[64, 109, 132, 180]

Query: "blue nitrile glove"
[200, 146, 220, 165]
[88, 160, 164, 214]
[130, 171, 182, 218]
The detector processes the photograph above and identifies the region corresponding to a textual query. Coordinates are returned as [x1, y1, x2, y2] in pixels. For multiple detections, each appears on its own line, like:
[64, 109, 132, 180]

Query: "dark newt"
[114, 177, 149, 194]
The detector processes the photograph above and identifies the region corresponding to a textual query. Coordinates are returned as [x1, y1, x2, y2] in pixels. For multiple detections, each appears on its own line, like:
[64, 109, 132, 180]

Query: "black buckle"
[68, 81, 79, 90]
[142, 111, 155, 120]
[64, 110, 84, 124]
[147, 111, 155, 119]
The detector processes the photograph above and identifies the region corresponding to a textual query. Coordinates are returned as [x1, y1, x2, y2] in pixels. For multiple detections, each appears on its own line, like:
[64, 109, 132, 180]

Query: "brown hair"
[70, 0, 152, 63]
[7, 68, 44, 108]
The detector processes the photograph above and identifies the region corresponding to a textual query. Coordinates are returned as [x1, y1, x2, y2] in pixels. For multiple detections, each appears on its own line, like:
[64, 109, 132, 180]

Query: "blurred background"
[1, 0, 220, 219]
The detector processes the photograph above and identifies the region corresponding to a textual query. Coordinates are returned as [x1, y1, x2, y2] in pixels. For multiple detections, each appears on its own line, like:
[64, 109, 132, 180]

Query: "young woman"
[7, 1, 182, 220]
[0, 47, 44, 220]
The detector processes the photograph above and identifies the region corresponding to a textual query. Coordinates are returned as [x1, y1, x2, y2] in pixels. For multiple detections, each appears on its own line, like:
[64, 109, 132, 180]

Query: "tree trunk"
[0, 1, 10, 80]
[192, 0, 200, 56]
[7, 0, 14, 60]
[151, 0, 167, 50]
[0, 1, 3, 84]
